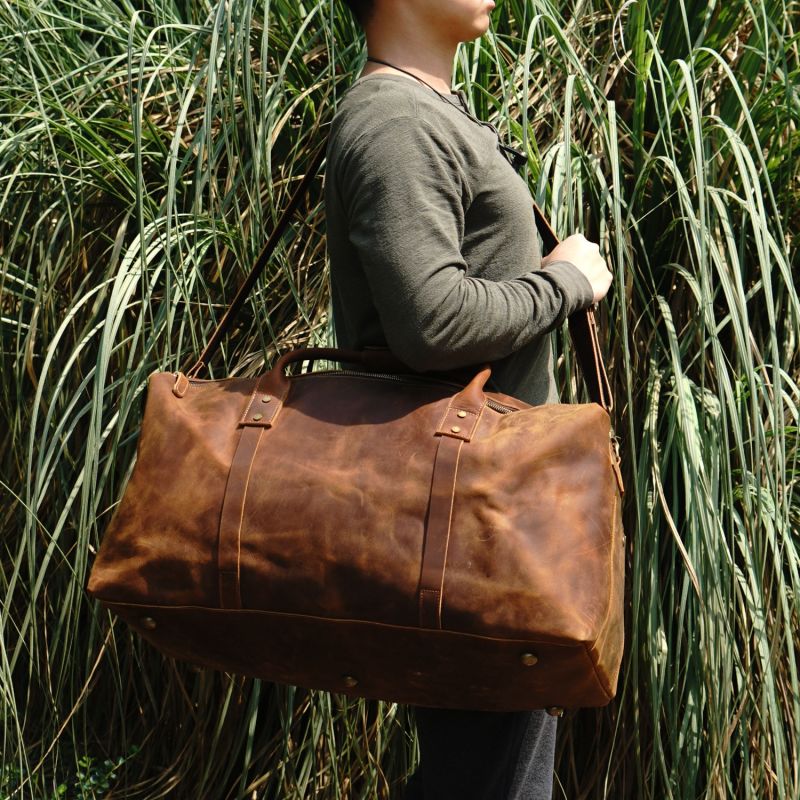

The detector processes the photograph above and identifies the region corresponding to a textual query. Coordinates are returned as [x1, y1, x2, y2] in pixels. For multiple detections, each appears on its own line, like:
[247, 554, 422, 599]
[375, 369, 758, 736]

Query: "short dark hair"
[341, 0, 376, 29]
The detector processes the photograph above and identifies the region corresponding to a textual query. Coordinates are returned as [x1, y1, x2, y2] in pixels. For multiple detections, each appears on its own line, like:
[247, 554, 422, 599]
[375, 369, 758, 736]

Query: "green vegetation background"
[1, 0, 797, 797]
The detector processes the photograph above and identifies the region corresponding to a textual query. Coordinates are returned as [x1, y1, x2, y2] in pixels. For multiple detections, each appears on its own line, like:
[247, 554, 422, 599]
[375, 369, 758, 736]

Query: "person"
[324, 1, 613, 797]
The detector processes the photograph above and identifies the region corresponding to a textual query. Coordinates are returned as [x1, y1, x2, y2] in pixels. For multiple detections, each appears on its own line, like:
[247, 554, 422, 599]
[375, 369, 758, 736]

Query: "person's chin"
[461, 18, 491, 40]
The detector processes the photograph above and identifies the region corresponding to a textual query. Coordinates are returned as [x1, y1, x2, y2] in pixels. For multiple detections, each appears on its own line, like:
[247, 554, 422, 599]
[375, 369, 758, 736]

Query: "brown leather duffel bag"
[85, 142, 626, 714]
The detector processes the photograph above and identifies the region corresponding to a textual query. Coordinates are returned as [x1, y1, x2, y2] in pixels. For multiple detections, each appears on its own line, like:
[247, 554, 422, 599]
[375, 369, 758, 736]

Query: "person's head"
[342, 0, 494, 46]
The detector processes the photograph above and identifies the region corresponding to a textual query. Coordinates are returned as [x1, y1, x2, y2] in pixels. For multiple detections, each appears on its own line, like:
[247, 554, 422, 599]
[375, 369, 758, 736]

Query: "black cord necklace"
[364, 56, 527, 172]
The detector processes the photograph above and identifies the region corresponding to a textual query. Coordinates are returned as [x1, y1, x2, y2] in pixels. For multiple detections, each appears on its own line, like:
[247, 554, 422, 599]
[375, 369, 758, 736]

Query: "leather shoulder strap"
[184, 129, 613, 412]
[186, 141, 328, 380]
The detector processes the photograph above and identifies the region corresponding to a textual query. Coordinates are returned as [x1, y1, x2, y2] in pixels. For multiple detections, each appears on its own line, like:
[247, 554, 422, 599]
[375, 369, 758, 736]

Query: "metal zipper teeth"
[485, 398, 516, 414]
[301, 369, 518, 415]
[184, 374, 237, 384]
[181, 369, 435, 386]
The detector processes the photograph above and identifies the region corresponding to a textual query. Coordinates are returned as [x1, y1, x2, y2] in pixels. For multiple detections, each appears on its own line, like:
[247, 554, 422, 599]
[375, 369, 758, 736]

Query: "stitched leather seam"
[239, 373, 268, 424]
[241, 404, 281, 427]
[217, 428, 247, 607]
[104, 599, 587, 647]
[436, 439, 462, 617]
[579, 490, 619, 701]
[594, 490, 623, 667]
[581, 640, 613, 700]
[472, 397, 488, 430]
[232, 427, 263, 602]
[418, 588, 440, 627]
[434, 401, 456, 433]
[240, 387, 284, 427]
[595, 490, 618, 636]
[218, 425, 263, 608]
[240, 372, 288, 426]
[434, 401, 483, 440]
[418, 433, 460, 628]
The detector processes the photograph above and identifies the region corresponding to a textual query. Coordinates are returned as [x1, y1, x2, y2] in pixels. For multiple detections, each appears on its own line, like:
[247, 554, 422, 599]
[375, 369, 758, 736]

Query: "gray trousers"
[400, 707, 557, 799]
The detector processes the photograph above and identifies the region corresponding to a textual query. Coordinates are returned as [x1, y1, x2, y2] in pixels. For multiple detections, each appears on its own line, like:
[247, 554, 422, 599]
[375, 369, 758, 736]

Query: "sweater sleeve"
[337, 115, 594, 372]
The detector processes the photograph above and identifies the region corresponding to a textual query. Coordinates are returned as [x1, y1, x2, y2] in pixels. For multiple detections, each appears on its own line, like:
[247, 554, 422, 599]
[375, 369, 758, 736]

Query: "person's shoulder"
[330, 77, 416, 141]
[328, 76, 490, 176]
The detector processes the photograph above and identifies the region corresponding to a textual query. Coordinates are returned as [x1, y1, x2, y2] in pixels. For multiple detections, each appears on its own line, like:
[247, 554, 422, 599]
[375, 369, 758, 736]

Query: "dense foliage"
[1, 0, 797, 797]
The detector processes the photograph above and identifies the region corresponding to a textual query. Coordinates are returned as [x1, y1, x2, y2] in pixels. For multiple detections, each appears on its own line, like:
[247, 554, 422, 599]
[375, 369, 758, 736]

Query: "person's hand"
[543, 233, 612, 303]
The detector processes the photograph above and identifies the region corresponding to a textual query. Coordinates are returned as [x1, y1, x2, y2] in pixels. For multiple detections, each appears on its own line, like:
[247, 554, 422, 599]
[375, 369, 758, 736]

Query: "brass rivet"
[252, 413, 263, 421]
[457, 410, 467, 418]
[262, 395, 272, 403]
[451, 425, 461, 433]
[342, 675, 359, 688]
[545, 706, 565, 717]
[520, 652, 539, 667]
[140, 616, 157, 630]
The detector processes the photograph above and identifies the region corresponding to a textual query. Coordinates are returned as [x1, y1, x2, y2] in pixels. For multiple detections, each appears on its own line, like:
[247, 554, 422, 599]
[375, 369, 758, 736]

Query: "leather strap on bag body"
[218, 425, 263, 609]
[418, 371, 491, 628]
[184, 132, 613, 414]
[418, 434, 463, 628]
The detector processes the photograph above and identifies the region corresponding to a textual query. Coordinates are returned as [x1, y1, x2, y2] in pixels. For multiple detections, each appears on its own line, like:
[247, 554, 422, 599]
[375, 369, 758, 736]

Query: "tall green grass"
[1, 0, 797, 797]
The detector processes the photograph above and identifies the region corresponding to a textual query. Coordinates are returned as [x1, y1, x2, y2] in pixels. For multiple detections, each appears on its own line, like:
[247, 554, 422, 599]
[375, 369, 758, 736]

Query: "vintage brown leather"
[85, 135, 627, 713]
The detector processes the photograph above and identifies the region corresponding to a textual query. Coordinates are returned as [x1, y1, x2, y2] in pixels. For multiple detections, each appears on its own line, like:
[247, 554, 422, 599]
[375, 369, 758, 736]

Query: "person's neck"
[359, 39, 455, 95]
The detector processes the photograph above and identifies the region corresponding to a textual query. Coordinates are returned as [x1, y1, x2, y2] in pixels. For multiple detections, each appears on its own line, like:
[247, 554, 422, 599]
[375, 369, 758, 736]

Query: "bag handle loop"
[184, 133, 613, 413]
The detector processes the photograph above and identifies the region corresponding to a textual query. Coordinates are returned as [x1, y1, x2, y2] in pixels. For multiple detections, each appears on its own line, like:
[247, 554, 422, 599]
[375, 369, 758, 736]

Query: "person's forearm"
[365, 256, 593, 372]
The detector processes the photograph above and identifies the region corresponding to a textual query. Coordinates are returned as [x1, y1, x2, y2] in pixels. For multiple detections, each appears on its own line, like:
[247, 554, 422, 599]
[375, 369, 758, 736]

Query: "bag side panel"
[86, 373, 257, 605]
[443, 403, 618, 642]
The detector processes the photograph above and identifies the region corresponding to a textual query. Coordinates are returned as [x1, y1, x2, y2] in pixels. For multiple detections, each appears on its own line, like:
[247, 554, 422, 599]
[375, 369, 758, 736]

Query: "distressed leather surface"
[86, 358, 626, 711]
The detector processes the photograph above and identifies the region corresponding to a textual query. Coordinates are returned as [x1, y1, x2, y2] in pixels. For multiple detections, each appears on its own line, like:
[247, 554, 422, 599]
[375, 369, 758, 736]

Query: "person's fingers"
[544, 234, 612, 303]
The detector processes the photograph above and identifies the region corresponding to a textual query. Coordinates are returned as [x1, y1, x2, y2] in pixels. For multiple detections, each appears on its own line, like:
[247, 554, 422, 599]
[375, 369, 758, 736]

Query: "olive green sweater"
[323, 73, 594, 405]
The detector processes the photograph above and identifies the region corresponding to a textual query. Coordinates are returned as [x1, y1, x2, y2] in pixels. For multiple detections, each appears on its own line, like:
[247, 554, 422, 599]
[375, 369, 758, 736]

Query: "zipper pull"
[173, 372, 190, 398]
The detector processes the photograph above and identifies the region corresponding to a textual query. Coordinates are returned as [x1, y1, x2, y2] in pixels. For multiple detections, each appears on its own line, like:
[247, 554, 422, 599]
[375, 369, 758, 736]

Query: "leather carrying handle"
[273, 345, 410, 376]
[261, 345, 493, 409]
[184, 131, 613, 413]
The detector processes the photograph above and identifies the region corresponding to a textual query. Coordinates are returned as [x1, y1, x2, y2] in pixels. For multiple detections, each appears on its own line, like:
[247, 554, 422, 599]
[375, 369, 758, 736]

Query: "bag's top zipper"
[179, 368, 518, 414]
[298, 368, 518, 414]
